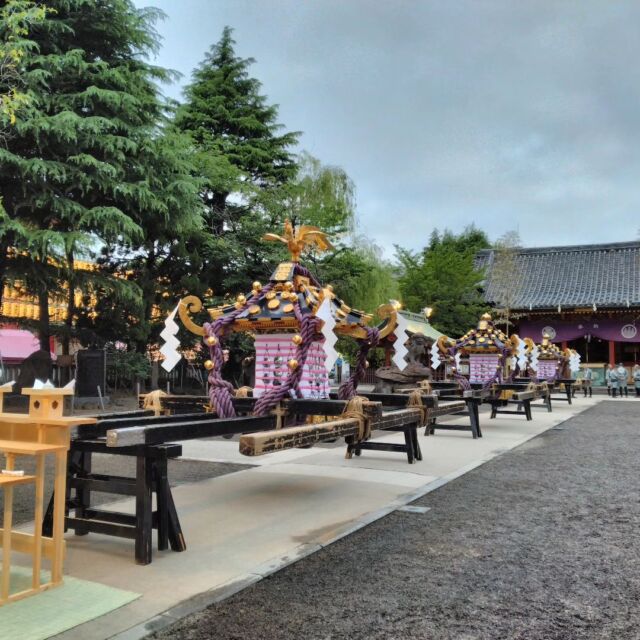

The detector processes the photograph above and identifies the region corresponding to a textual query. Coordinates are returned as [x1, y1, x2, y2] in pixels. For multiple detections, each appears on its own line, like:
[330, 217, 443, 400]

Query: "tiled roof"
[476, 241, 640, 310]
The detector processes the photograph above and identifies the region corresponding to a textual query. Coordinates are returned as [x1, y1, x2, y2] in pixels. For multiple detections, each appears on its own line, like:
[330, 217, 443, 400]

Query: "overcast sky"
[134, 0, 640, 258]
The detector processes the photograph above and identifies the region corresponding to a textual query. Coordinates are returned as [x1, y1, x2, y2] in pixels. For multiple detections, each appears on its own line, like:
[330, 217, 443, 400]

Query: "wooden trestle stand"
[0, 387, 96, 605]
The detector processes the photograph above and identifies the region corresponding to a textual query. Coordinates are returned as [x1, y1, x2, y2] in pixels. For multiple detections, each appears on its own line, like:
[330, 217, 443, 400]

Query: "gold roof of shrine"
[454, 313, 512, 355]
[177, 221, 397, 341]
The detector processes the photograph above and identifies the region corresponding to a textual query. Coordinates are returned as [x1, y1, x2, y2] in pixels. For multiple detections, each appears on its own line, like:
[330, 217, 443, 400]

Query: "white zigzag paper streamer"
[569, 351, 581, 374]
[517, 338, 528, 369]
[454, 352, 462, 369]
[529, 345, 540, 372]
[391, 311, 411, 370]
[316, 297, 338, 373]
[430, 342, 442, 370]
[160, 304, 182, 372]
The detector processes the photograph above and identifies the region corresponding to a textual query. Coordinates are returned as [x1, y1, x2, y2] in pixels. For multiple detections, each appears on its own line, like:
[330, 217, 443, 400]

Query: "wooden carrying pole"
[239, 408, 423, 457]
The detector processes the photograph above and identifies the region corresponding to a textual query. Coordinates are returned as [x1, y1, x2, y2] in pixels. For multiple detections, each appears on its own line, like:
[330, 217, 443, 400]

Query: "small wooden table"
[0, 388, 96, 602]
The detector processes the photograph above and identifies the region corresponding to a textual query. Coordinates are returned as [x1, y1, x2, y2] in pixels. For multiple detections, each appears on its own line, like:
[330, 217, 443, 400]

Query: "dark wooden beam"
[105, 415, 276, 447]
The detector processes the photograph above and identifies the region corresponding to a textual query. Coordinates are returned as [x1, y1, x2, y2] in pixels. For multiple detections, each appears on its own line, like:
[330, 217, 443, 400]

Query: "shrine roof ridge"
[476, 240, 640, 310]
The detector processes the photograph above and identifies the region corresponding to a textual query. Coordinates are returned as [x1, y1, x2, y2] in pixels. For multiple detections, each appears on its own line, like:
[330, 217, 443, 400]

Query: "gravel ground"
[0, 455, 251, 527]
[150, 401, 640, 640]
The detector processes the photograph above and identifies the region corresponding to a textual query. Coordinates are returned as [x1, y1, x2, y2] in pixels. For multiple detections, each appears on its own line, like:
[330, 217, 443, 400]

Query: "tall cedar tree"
[397, 227, 489, 337]
[175, 26, 299, 296]
[0, 0, 201, 350]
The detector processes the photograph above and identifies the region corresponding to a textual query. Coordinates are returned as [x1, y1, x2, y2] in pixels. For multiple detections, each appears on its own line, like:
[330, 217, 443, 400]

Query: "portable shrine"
[164, 221, 403, 418]
[536, 332, 564, 380]
[452, 313, 513, 385]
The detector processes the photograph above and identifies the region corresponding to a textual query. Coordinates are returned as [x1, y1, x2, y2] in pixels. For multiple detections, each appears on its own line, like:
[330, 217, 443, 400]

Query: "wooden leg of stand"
[32, 454, 45, 590]
[51, 451, 67, 584]
[2, 485, 14, 601]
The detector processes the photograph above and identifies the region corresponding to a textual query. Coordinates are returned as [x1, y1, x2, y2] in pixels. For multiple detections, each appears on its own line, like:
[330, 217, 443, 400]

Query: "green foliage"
[0, 0, 48, 129]
[397, 226, 490, 337]
[0, 0, 202, 351]
[174, 26, 299, 297]
[106, 344, 151, 391]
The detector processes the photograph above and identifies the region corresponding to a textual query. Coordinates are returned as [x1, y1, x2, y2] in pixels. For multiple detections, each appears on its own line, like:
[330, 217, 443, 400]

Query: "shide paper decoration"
[430, 342, 442, 370]
[316, 296, 338, 374]
[160, 304, 182, 372]
[391, 307, 411, 370]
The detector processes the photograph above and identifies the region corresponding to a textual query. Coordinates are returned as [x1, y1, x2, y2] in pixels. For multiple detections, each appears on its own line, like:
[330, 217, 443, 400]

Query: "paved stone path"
[150, 401, 640, 640]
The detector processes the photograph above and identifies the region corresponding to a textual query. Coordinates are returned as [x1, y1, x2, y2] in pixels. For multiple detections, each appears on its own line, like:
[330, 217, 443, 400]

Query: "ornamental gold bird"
[263, 219, 333, 262]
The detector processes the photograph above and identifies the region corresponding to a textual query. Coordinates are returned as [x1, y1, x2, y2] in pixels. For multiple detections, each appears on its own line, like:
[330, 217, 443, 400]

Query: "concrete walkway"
[50, 396, 601, 640]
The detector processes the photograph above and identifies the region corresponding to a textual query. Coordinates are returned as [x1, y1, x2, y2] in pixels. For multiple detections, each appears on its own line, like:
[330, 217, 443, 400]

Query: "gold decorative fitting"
[284, 281, 294, 292]
[252, 281, 262, 291]
[248, 305, 261, 315]
[288, 358, 299, 370]
[204, 360, 215, 370]
[481, 313, 492, 320]
[267, 298, 280, 310]
[326, 284, 334, 292]
[283, 303, 294, 313]
[262, 219, 334, 262]
[336, 309, 347, 318]
[478, 337, 486, 343]
[265, 291, 276, 300]
[205, 336, 218, 346]
[236, 294, 247, 305]
[292, 334, 303, 345]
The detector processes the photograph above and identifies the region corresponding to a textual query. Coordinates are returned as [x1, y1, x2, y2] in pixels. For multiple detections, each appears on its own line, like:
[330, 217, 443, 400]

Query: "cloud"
[138, 0, 640, 256]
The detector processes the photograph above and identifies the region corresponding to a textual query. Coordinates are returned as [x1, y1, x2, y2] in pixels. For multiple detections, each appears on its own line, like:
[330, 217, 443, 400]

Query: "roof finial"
[263, 219, 334, 262]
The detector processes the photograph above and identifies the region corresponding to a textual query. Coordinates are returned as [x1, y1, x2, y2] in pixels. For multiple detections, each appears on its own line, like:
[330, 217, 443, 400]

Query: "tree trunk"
[62, 250, 75, 356]
[38, 288, 50, 352]
[207, 191, 228, 235]
[0, 237, 10, 313]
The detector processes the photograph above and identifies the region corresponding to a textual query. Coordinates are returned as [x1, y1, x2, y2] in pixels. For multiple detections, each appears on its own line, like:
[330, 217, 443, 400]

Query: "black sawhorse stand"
[345, 420, 422, 464]
[427, 397, 482, 438]
[43, 440, 186, 565]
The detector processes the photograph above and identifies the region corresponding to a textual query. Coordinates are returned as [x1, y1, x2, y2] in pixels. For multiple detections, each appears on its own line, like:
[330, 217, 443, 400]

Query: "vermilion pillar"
[609, 340, 616, 365]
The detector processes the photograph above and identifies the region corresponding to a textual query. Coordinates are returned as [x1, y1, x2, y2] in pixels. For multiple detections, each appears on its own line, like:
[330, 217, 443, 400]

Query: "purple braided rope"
[453, 371, 471, 391]
[293, 263, 322, 288]
[253, 300, 319, 416]
[338, 327, 381, 400]
[203, 283, 275, 418]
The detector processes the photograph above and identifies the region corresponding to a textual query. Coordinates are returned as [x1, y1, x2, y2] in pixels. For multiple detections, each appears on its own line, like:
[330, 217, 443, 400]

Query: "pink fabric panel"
[0, 329, 40, 363]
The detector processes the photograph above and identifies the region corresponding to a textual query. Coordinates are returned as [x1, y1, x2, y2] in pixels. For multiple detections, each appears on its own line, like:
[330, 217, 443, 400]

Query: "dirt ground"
[150, 401, 640, 640]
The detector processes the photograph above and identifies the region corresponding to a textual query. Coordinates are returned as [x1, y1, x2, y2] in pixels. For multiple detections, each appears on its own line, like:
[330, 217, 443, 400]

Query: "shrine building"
[477, 241, 640, 372]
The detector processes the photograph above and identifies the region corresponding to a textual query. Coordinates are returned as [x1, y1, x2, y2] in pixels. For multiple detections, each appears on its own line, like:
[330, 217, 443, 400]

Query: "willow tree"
[488, 230, 522, 336]
[0, 0, 201, 350]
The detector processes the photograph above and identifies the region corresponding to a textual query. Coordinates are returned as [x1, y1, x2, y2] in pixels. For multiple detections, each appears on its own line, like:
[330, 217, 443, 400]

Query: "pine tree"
[175, 26, 299, 295]
[0, 0, 202, 350]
